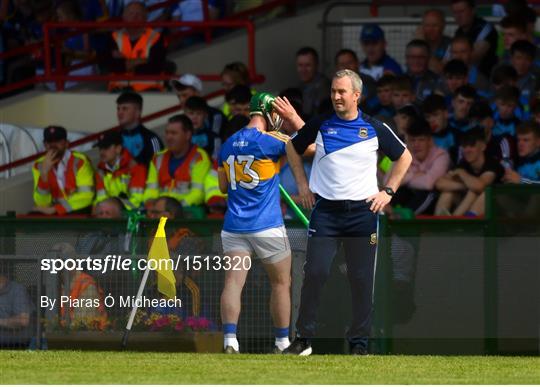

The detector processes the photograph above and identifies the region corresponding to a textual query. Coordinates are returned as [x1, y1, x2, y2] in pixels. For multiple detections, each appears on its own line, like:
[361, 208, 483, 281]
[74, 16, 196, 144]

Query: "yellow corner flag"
[147, 217, 176, 299]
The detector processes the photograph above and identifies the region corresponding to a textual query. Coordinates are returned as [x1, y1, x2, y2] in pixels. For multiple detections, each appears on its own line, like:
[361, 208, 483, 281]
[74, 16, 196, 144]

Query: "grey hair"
[334, 69, 363, 93]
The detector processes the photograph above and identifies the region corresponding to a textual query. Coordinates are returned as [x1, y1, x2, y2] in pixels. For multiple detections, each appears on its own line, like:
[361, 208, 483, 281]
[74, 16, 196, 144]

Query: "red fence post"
[245, 21, 256, 81]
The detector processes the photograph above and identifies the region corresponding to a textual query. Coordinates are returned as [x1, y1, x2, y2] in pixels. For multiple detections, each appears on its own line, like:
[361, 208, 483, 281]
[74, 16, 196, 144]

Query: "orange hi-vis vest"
[61, 272, 108, 321]
[109, 28, 164, 91]
[144, 146, 211, 206]
[32, 151, 95, 214]
[95, 149, 147, 209]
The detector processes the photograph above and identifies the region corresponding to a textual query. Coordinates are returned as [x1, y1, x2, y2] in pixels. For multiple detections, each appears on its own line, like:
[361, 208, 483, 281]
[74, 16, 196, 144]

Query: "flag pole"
[279, 184, 309, 227]
[121, 265, 150, 349]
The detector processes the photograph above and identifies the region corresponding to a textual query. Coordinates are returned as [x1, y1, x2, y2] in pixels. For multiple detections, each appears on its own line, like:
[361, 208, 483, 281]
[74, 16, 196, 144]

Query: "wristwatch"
[383, 187, 395, 196]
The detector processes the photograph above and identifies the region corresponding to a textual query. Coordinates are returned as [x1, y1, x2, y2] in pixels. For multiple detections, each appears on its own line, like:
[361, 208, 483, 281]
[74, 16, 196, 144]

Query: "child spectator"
[469, 101, 516, 168]
[435, 128, 504, 216]
[437, 59, 469, 106]
[493, 85, 521, 137]
[446, 36, 491, 98]
[499, 15, 529, 62]
[391, 120, 450, 215]
[391, 75, 415, 111]
[449, 84, 477, 134]
[491, 64, 518, 91]
[394, 105, 421, 140]
[225, 85, 252, 118]
[503, 121, 540, 184]
[184, 96, 221, 160]
[422, 94, 457, 155]
[510, 40, 538, 116]
[371, 74, 396, 118]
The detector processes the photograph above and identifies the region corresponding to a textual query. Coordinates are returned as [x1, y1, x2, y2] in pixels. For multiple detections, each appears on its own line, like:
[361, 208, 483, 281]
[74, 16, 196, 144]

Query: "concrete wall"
[0, 91, 178, 133]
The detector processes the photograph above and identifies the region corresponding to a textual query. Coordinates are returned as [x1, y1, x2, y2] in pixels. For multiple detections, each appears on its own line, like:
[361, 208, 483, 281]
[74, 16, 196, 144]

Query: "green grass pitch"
[1, 351, 539, 384]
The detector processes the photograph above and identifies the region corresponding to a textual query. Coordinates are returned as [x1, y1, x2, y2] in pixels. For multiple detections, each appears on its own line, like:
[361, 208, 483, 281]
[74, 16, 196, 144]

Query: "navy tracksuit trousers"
[296, 195, 378, 349]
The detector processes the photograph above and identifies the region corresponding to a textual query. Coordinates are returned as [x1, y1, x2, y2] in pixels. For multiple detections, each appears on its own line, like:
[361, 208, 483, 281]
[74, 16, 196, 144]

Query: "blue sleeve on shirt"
[366, 114, 406, 161]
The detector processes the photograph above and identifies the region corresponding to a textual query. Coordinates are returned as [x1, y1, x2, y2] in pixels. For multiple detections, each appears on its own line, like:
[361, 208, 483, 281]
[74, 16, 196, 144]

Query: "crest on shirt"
[359, 127, 368, 138]
[370, 233, 377, 245]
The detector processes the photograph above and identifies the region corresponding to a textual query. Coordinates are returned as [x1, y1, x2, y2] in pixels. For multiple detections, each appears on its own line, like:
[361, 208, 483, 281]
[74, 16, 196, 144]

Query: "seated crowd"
[19, 0, 540, 219]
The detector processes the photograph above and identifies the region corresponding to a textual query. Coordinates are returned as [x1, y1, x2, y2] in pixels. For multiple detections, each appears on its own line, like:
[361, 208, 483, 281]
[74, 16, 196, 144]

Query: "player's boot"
[350, 344, 369, 356]
[282, 338, 312, 356]
[223, 345, 239, 354]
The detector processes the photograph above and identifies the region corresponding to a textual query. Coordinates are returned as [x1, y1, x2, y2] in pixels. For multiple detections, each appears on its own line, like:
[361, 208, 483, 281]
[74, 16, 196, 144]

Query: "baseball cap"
[171, 74, 203, 93]
[95, 130, 123, 149]
[360, 24, 385, 43]
[43, 126, 67, 143]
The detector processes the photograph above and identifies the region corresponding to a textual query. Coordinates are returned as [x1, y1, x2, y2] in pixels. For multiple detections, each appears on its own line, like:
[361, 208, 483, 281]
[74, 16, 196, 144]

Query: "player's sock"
[274, 327, 290, 351]
[223, 323, 239, 351]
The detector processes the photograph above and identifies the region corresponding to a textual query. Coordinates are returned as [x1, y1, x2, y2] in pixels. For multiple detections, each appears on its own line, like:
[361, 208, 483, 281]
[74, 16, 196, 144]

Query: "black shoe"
[272, 346, 283, 354]
[282, 338, 312, 356]
[350, 344, 369, 355]
[223, 345, 239, 354]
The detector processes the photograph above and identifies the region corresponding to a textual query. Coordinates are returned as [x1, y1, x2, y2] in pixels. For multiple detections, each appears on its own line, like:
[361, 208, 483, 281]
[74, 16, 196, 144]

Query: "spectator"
[394, 105, 421, 140]
[147, 196, 183, 219]
[371, 74, 396, 118]
[295, 46, 331, 120]
[435, 129, 503, 216]
[447, 36, 491, 97]
[144, 114, 211, 206]
[436, 59, 469, 106]
[492, 85, 521, 137]
[491, 63, 518, 91]
[94, 130, 147, 209]
[116, 91, 163, 165]
[359, 23, 402, 81]
[469, 101, 516, 168]
[503, 121, 540, 184]
[0, 262, 32, 348]
[220, 61, 252, 117]
[510, 40, 538, 116]
[415, 9, 451, 74]
[422, 94, 458, 155]
[450, 0, 498, 78]
[449, 84, 477, 134]
[171, 73, 227, 140]
[100, 1, 168, 92]
[93, 197, 124, 218]
[499, 15, 530, 62]
[52, 0, 95, 90]
[184, 96, 221, 159]
[61, 265, 108, 326]
[334, 48, 377, 110]
[391, 75, 415, 111]
[171, 73, 203, 109]
[404, 39, 439, 101]
[32, 126, 95, 215]
[225, 85, 252, 118]
[390, 120, 450, 215]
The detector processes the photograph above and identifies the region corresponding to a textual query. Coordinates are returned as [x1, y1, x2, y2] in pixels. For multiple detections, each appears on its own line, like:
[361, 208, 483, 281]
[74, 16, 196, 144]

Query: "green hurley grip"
[279, 184, 309, 227]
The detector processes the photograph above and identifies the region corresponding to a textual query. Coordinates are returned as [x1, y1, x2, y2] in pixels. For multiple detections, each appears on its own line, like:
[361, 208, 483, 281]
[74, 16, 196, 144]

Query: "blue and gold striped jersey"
[218, 127, 288, 233]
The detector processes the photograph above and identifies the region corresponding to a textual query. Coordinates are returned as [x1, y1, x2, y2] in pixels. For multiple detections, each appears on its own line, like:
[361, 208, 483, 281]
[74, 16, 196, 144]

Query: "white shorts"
[221, 226, 291, 264]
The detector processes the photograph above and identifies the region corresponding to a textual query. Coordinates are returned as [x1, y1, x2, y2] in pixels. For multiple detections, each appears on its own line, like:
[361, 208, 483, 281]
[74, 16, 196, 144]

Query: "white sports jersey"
[292, 110, 406, 201]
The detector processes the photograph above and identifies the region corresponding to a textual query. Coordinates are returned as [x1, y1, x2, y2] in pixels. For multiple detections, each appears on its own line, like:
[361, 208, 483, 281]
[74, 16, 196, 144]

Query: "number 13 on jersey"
[225, 155, 260, 190]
